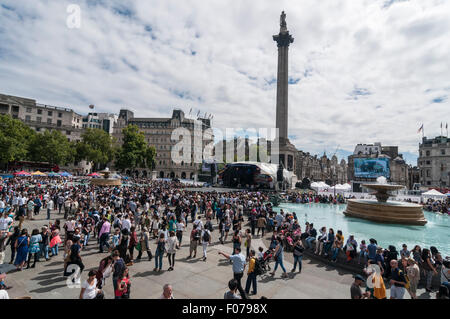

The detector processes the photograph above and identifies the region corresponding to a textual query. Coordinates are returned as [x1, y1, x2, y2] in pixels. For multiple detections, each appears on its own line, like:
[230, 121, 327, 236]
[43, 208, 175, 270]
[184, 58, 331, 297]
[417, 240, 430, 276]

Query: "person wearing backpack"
[245, 249, 257, 296]
[188, 225, 200, 259]
[201, 227, 211, 261]
[389, 259, 407, 299]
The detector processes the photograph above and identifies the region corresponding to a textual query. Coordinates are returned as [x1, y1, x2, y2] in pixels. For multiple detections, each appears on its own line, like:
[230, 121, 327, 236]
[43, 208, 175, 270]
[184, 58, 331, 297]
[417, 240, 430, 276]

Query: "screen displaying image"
[354, 158, 390, 178]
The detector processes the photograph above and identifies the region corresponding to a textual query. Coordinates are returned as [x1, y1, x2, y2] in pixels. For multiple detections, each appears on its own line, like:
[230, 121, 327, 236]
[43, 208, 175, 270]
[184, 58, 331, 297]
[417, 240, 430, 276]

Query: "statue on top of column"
[280, 11, 287, 30]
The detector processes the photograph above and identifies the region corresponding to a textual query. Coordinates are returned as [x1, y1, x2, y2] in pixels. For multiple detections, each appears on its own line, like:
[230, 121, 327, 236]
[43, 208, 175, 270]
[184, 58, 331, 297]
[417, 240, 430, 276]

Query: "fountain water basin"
[344, 177, 427, 226]
[89, 168, 122, 187]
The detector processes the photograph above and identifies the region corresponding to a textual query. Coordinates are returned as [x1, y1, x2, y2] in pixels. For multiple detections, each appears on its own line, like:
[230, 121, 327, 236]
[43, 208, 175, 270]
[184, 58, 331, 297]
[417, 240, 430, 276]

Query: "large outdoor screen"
[354, 158, 390, 178]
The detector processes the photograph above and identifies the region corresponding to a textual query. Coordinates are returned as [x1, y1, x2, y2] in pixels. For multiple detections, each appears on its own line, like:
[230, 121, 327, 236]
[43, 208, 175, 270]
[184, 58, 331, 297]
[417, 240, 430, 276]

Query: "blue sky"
[1, 0, 449, 165]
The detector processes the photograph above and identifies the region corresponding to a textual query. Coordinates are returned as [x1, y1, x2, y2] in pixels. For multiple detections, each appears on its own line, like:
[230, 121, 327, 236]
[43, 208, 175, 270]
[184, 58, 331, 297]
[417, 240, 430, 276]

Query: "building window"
[426, 150, 430, 156]
[66, 130, 71, 135]
[36, 127, 41, 132]
[25, 115, 31, 122]
[426, 170, 430, 177]
[58, 112, 62, 118]
[47, 118, 52, 124]
[37, 109, 42, 115]
[36, 117, 41, 123]
[427, 181, 431, 185]
[48, 111, 52, 116]
[26, 107, 32, 113]
[441, 149, 445, 155]
[57, 120, 62, 127]
[426, 160, 430, 165]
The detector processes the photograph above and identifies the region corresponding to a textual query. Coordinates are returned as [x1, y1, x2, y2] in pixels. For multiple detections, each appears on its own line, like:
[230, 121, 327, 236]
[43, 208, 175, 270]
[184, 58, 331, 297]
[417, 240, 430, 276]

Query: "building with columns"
[113, 109, 213, 179]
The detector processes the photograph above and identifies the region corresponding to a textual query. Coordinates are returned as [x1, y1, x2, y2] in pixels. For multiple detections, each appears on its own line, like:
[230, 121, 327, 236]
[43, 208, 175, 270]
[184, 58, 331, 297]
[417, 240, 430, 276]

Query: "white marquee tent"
[422, 189, 447, 200]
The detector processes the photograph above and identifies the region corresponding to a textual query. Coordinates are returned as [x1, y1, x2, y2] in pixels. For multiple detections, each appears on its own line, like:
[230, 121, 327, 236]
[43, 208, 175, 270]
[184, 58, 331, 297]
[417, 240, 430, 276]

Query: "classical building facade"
[0, 93, 84, 142]
[113, 109, 213, 179]
[418, 136, 450, 189]
[295, 151, 348, 184]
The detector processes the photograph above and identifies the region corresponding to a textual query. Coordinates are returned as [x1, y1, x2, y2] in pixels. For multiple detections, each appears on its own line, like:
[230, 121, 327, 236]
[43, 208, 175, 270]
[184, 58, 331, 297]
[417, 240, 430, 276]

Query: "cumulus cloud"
[0, 0, 449, 165]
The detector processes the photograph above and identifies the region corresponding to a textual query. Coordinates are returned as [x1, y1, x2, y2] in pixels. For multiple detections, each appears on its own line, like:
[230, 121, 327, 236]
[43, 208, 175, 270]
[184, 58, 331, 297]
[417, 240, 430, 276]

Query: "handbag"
[135, 242, 141, 252]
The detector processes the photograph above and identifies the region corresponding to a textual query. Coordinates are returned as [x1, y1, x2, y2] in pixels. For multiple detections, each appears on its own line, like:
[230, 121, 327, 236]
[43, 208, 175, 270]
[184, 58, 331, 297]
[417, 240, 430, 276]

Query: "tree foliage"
[28, 129, 74, 165]
[77, 128, 115, 168]
[0, 114, 36, 165]
[115, 124, 156, 171]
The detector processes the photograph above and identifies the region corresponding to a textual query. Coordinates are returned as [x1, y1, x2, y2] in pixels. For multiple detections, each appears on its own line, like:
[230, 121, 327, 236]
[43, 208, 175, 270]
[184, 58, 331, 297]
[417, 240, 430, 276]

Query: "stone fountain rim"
[361, 183, 405, 191]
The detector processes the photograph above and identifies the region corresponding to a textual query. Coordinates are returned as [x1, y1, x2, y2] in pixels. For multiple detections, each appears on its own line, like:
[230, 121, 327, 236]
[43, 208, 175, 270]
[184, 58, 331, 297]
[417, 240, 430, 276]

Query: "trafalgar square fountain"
[343, 177, 427, 226]
[89, 167, 122, 187]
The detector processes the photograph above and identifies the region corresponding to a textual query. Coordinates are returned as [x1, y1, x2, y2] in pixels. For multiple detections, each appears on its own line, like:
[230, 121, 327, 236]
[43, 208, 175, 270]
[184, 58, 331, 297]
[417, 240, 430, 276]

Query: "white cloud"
[0, 0, 449, 165]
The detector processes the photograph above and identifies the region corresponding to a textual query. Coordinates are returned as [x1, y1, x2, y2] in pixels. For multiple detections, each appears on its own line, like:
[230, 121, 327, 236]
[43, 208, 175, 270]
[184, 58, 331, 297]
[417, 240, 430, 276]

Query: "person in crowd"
[14, 228, 29, 271]
[80, 270, 103, 299]
[256, 214, 266, 237]
[154, 232, 166, 272]
[305, 223, 317, 250]
[224, 279, 241, 299]
[245, 249, 257, 296]
[136, 227, 152, 261]
[201, 226, 211, 262]
[331, 230, 344, 262]
[314, 226, 327, 256]
[175, 219, 185, 248]
[358, 240, 368, 265]
[218, 247, 247, 299]
[6, 227, 20, 264]
[405, 257, 420, 299]
[160, 284, 174, 299]
[323, 228, 334, 257]
[400, 244, 410, 259]
[389, 259, 407, 299]
[421, 248, 438, 292]
[96, 255, 113, 289]
[291, 238, 304, 273]
[167, 231, 178, 270]
[270, 237, 287, 278]
[115, 267, 130, 299]
[345, 235, 358, 262]
[367, 238, 377, 262]
[350, 275, 370, 299]
[188, 225, 200, 259]
[128, 226, 138, 264]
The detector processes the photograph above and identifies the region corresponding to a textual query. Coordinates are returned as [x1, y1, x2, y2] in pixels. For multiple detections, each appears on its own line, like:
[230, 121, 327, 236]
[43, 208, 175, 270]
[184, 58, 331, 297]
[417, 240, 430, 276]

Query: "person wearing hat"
[351, 274, 370, 299]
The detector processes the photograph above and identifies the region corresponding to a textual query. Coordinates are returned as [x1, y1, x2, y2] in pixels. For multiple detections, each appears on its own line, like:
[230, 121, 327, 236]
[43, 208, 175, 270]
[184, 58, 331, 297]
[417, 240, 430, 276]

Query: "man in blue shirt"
[218, 247, 247, 299]
[367, 239, 377, 261]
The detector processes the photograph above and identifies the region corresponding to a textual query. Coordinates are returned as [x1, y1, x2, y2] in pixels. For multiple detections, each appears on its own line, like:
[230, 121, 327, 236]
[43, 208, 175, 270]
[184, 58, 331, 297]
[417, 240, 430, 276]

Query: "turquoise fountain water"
[274, 203, 450, 257]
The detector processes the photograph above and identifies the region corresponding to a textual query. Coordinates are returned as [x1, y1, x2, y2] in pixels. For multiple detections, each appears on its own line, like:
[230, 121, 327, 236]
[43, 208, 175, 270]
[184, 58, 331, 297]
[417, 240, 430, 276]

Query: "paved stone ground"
[0, 209, 436, 299]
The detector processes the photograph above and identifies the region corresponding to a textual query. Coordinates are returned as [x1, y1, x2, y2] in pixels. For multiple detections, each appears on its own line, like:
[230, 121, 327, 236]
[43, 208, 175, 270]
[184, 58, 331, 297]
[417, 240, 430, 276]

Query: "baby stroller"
[258, 249, 274, 274]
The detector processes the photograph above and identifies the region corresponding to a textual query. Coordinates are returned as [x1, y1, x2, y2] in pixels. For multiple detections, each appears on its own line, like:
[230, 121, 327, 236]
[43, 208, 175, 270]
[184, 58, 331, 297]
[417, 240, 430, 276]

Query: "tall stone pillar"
[273, 11, 294, 145]
[272, 11, 297, 174]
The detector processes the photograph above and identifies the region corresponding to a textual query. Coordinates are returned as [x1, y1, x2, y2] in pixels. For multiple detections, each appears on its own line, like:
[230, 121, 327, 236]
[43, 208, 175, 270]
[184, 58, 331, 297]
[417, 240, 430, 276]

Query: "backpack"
[206, 221, 213, 232]
[193, 230, 201, 241]
[202, 231, 210, 242]
[254, 258, 264, 276]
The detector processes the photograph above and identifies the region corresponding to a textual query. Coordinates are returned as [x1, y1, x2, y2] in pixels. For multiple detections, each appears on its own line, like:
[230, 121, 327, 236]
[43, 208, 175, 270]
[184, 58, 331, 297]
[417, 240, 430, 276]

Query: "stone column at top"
[273, 11, 294, 145]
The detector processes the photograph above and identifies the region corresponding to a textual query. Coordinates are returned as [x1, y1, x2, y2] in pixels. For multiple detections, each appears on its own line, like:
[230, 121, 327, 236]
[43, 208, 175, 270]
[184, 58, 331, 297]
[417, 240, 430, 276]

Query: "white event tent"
[422, 189, 447, 200]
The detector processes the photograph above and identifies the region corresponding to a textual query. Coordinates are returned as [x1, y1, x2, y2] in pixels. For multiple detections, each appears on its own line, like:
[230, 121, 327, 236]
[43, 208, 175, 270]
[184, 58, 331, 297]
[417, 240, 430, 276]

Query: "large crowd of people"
[0, 176, 448, 299]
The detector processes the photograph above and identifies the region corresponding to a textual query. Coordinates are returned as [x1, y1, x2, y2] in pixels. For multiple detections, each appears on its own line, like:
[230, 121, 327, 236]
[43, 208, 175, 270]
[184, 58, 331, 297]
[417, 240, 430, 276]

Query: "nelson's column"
[273, 11, 297, 173]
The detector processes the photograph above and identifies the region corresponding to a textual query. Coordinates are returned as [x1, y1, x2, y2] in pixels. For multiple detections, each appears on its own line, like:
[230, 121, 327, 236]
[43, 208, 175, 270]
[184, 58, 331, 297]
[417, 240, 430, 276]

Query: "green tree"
[77, 128, 115, 170]
[0, 114, 36, 167]
[28, 129, 74, 165]
[115, 124, 156, 171]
